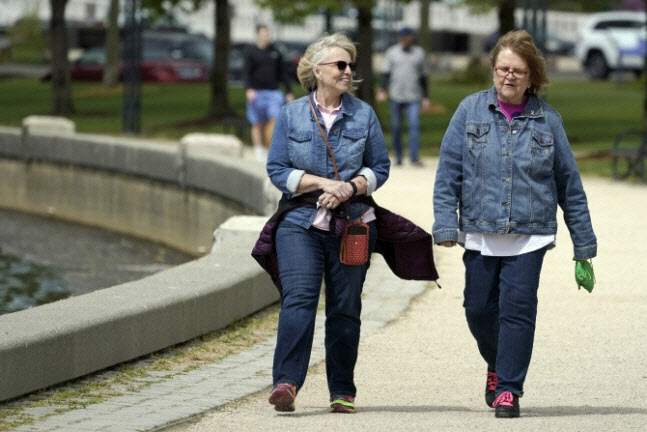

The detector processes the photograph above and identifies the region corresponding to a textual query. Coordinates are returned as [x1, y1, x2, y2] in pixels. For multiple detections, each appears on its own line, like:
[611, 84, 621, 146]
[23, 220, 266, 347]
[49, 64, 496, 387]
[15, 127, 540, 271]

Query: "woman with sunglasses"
[433, 30, 596, 418]
[264, 33, 390, 414]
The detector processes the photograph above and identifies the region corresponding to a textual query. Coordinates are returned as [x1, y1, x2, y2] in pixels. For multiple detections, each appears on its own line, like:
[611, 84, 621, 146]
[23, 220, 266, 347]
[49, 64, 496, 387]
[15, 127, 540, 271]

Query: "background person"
[376, 26, 430, 166]
[264, 32, 390, 414]
[432, 30, 597, 419]
[245, 24, 294, 161]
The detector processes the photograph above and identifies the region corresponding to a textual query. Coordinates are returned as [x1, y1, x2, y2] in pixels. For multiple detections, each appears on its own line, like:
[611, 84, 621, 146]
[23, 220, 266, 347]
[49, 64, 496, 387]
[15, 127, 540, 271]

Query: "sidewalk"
[164, 160, 647, 431]
[4, 159, 647, 431]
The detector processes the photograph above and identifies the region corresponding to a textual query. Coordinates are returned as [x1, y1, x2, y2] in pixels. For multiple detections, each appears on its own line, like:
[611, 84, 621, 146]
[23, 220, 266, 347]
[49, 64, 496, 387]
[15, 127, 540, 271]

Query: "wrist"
[348, 180, 358, 195]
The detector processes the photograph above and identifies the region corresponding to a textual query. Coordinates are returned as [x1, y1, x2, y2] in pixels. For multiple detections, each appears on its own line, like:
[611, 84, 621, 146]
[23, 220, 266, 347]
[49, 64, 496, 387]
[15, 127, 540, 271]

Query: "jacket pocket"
[342, 128, 368, 168]
[287, 129, 312, 168]
[466, 123, 489, 150]
[531, 129, 554, 157]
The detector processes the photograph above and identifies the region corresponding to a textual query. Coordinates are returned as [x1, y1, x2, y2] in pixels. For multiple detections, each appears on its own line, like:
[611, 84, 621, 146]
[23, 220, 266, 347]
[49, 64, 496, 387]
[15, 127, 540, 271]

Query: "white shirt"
[458, 231, 555, 257]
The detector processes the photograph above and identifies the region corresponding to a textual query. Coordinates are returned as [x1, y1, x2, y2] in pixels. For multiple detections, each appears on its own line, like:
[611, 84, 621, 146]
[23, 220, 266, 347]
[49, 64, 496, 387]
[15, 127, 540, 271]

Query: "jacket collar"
[486, 85, 544, 119]
[308, 91, 356, 122]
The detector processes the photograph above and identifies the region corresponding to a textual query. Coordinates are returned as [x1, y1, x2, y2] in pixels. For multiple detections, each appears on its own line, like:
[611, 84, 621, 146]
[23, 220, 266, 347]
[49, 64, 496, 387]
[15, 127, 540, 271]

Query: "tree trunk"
[103, 0, 120, 87]
[419, 0, 431, 56]
[209, 0, 230, 119]
[49, 0, 74, 114]
[355, 1, 374, 107]
[498, 0, 515, 35]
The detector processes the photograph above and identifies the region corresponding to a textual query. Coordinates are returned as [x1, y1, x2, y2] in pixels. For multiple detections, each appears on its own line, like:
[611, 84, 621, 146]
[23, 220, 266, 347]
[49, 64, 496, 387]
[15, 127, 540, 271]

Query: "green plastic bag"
[574, 259, 595, 293]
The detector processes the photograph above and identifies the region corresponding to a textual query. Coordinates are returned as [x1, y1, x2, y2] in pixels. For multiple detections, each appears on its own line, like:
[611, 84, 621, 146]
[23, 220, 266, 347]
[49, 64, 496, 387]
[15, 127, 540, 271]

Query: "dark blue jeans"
[389, 100, 421, 164]
[462, 247, 547, 397]
[273, 220, 377, 397]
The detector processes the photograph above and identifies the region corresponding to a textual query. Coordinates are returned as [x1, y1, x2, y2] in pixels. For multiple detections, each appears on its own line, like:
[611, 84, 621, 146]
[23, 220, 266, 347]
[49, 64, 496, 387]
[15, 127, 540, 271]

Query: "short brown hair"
[489, 30, 549, 95]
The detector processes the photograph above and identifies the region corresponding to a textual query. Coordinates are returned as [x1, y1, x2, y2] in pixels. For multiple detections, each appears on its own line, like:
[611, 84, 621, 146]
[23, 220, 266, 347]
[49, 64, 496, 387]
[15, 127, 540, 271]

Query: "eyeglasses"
[319, 60, 356, 71]
[494, 66, 529, 78]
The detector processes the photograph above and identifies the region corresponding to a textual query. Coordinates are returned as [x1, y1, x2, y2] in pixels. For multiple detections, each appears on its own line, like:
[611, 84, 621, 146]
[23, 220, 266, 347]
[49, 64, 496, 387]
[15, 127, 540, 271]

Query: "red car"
[44, 46, 207, 82]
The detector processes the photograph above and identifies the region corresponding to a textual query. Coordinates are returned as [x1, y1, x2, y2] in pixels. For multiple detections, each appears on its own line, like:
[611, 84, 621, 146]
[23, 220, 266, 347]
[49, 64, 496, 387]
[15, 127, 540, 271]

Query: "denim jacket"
[266, 92, 391, 228]
[433, 86, 597, 260]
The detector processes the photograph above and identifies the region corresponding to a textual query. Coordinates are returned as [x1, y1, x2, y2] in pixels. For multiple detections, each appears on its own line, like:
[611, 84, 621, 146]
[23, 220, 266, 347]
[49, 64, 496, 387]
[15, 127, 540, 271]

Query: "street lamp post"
[122, 0, 142, 134]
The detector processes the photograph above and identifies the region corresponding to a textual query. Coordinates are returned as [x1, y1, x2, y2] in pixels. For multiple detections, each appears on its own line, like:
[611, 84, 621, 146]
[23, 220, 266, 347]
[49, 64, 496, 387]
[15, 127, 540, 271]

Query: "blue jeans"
[462, 247, 547, 397]
[389, 100, 421, 163]
[273, 220, 377, 397]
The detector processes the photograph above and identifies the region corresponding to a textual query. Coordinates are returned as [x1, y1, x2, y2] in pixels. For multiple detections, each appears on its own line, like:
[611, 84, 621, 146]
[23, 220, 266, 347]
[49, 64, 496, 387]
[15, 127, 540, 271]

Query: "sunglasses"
[319, 60, 356, 71]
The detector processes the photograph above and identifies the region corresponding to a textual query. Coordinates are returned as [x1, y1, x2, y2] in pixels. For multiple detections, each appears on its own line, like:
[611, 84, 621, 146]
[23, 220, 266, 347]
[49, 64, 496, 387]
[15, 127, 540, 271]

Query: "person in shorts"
[245, 24, 294, 161]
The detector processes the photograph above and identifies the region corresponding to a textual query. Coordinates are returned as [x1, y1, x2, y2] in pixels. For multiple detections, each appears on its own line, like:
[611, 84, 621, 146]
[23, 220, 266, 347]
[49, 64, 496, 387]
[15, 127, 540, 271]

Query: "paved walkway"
[3, 159, 430, 432]
[5, 159, 647, 431]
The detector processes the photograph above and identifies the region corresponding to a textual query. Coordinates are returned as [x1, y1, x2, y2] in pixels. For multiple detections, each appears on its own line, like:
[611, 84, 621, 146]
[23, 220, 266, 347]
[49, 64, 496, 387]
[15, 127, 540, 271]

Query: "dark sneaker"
[493, 391, 520, 418]
[330, 395, 356, 413]
[485, 370, 498, 408]
[269, 382, 297, 412]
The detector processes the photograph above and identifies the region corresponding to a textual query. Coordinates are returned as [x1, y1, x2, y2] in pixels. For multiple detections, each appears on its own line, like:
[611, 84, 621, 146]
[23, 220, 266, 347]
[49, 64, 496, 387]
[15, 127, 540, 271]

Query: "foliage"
[460, 0, 633, 13]
[449, 56, 490, 84]
[7, 9, 48, 64]
[142, 0, 208, 23]
[255, 0, 337, 23]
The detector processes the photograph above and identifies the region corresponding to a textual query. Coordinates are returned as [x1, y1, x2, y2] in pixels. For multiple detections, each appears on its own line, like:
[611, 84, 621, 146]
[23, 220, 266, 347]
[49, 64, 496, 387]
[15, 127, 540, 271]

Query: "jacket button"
[501, 202, 509, 206]
[512, 130, 517, 134]
[503, 178, 511, 182]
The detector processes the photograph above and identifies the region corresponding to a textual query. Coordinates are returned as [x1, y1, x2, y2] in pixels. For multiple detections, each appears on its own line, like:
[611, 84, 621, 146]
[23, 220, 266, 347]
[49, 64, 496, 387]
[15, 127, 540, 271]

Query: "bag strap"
[308, 95, 340, 181]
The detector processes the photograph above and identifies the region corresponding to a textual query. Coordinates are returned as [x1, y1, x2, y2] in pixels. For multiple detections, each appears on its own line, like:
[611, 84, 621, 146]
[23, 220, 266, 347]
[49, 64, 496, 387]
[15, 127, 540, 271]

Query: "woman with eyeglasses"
[433, 30, 596, 418]
[263, 32, 391, 414]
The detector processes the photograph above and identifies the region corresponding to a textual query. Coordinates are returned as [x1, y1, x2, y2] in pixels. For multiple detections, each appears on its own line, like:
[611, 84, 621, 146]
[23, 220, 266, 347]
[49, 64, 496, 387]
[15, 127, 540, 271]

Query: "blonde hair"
[489, 30, 550, 95]
[297, 32, 362, 92]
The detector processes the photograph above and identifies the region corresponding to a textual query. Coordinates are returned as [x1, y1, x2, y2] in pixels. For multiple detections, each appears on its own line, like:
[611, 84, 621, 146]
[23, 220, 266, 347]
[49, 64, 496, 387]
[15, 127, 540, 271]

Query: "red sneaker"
[329, 395, 356, 414]
[485, 370, 498, 408]
[493, 391, 520, 418]
[268, 382, 297, 412]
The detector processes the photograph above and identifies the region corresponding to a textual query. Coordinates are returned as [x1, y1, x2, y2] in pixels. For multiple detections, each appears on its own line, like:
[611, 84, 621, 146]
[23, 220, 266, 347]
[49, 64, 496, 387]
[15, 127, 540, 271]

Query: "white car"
[575, 11, 646, 79]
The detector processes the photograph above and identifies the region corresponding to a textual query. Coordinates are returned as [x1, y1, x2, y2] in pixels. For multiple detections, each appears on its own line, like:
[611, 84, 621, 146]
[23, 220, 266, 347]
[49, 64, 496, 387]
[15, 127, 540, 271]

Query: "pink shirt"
[497, 97, 528, 122]
[311, 93, 376, 230]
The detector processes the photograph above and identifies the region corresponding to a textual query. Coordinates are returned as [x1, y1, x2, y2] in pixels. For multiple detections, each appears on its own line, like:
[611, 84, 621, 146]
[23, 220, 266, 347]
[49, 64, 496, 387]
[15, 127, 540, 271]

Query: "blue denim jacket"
[267, 92, 391, 228]
[433, 86, 597, 259]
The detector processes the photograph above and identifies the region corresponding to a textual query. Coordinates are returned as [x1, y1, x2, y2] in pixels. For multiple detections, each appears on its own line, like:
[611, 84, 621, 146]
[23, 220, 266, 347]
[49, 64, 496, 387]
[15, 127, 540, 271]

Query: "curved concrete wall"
[0, 120, 281, 401]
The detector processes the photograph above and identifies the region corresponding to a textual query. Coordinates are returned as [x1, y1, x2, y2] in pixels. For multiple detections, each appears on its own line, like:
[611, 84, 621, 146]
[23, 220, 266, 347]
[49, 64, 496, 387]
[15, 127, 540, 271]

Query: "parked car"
[575, 11, 647, 80]
[142, 30, 246, 82]
[42, 44, 207, 83]
[483, 30, 574, 55]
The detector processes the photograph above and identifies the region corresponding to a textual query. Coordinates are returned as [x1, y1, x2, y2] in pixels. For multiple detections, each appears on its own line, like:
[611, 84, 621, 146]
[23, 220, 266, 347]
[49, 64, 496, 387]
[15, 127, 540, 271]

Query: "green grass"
[0, 76, 644, 177]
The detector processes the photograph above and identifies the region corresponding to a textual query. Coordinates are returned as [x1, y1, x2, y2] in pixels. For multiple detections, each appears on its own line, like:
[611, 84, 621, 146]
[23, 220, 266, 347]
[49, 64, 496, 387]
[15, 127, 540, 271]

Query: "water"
[0, 250, 71, 315]
[0, 209, 193, 316]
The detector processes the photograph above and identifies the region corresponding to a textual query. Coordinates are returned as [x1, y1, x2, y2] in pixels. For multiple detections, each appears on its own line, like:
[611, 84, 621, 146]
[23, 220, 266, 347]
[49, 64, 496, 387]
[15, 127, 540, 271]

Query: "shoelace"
[487, 372, 498, 391]
[493, 391, 514, 407]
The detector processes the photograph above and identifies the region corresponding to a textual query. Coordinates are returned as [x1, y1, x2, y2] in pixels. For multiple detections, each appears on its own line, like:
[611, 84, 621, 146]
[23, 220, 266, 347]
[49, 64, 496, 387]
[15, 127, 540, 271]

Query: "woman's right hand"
[321, 180, 353, 203]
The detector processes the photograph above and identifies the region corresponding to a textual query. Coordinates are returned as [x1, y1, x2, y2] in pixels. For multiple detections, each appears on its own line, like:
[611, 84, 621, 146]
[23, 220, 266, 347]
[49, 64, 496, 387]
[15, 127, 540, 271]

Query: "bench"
[612, 129, 646, 182]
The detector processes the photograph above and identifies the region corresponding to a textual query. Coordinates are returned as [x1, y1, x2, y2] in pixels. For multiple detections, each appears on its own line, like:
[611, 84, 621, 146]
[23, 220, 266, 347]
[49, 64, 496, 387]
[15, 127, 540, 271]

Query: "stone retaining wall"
[0, 119, 281, 401]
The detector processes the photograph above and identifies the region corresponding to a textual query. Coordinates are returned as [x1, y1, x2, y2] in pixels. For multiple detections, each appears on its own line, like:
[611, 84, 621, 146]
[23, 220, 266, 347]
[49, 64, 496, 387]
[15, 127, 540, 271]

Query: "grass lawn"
[0, 76, 644, 177]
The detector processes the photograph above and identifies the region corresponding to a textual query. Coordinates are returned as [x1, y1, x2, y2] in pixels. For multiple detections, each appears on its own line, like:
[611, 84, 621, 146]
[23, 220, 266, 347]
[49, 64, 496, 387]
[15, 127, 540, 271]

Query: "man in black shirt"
[245, 24, 293, 161]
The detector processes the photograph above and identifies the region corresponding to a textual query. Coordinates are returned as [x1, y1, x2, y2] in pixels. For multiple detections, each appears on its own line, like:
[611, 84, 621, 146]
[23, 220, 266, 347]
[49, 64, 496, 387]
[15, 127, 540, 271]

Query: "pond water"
[0, 250, 71, 315]
[0, 209, 194, 316]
